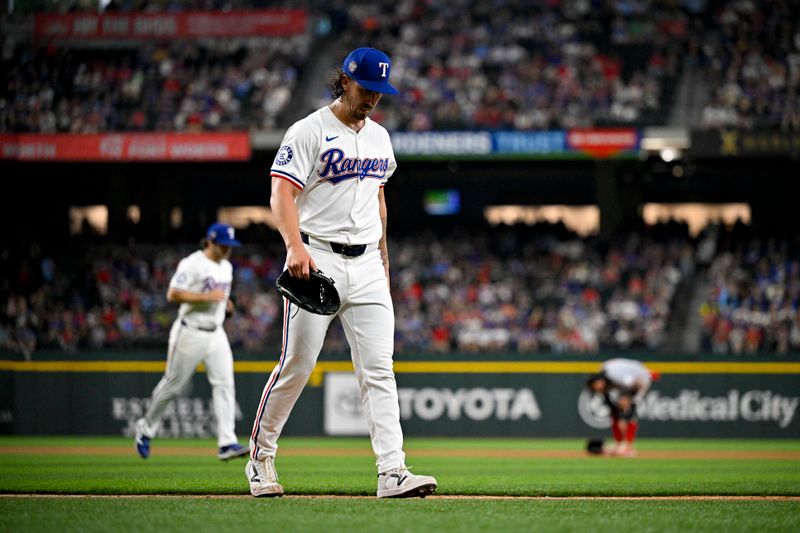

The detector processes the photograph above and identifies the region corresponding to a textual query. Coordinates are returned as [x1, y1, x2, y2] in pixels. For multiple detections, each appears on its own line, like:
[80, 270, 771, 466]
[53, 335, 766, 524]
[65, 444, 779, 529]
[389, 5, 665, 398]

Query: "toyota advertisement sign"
[325, 372, 800, 438]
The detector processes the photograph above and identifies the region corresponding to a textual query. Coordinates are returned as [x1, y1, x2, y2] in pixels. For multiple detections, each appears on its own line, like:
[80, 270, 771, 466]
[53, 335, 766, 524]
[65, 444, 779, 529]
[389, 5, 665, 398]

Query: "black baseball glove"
[275, 269, 341, 316]
[586, 438, 605, 455]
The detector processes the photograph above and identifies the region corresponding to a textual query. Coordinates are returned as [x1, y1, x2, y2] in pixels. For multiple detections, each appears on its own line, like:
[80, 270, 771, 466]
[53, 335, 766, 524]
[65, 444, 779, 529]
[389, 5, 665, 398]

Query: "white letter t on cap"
[379, 62, 388, 77]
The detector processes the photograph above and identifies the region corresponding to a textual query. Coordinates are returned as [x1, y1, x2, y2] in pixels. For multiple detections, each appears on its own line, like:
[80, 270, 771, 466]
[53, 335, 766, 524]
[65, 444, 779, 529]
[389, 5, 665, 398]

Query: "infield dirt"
[2, 446, 799, 461]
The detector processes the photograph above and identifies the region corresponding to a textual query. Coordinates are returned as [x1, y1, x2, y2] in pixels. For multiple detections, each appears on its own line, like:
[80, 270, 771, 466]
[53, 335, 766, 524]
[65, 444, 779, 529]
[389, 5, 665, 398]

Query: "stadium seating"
[334, 0, 686, 130]
[1, 39, 310, 133]
[1, 223, 704, 357]
[699, 0, 800, 131]
[4, 1, 797, 132]
[700, 229, 800, 355]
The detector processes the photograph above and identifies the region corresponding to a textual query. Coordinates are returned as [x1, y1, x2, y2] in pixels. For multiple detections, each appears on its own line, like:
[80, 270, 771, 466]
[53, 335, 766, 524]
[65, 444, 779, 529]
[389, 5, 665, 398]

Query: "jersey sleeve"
[270, 121, 319, 190]
[169, 258, 194, 291]
[380, 132, 397, 188]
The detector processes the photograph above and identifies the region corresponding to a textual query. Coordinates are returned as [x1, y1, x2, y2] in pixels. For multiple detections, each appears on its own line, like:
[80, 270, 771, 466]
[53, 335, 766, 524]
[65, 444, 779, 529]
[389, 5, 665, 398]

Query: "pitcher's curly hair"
[330, 68, 346, 99]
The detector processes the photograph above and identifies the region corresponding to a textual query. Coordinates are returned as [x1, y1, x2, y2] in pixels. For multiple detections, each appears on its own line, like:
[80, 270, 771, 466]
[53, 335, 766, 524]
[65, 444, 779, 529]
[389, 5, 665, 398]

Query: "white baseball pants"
[250, 240, 405, 472]
[138, 320, 239, 447]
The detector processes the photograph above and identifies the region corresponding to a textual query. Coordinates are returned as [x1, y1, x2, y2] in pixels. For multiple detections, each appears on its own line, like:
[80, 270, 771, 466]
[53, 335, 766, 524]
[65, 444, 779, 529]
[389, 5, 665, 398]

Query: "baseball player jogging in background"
[586, 358, 659, 457]
[247, 47, 437, 498]
[135, 223, 249, 461]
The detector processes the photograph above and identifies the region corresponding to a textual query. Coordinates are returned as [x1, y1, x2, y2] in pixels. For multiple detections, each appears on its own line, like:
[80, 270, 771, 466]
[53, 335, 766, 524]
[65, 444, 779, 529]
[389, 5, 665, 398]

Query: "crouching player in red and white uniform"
[586, 358, 660, 457]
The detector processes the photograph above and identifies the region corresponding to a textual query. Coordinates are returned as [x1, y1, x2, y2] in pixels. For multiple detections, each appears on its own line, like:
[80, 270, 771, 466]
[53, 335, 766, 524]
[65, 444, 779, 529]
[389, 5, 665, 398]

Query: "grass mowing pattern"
[1, 437, 798, 532]
[1, 437, 798, 496]
[1, 498, 799, 533]
[2, 453, 797, 496]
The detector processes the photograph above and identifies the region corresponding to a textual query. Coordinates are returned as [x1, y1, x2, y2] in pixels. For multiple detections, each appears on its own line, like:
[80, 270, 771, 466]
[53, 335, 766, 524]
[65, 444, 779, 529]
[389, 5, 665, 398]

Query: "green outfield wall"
[1, 358, 799, 438]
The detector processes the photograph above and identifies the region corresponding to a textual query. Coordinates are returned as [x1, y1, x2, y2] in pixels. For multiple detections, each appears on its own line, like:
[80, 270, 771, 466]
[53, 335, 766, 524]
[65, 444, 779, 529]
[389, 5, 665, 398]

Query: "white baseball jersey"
[269, 105, 397, 245]
[169, 250, 233, 329]
[602, 358, 652, 399]
[139, 249, 239, 449]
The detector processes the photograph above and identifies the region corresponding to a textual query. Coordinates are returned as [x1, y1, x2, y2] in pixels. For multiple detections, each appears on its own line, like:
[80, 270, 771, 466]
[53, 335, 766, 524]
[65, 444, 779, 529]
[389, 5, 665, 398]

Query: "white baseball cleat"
[246, 457, 284, 497]
[605, 442, 621, 456]
[377, 466, 437, 498]
[616, 443, 637, 458]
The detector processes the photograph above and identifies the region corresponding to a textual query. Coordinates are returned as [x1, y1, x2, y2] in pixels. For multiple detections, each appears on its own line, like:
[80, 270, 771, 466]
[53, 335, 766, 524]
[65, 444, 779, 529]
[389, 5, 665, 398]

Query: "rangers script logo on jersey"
[318, 148, 390, 184]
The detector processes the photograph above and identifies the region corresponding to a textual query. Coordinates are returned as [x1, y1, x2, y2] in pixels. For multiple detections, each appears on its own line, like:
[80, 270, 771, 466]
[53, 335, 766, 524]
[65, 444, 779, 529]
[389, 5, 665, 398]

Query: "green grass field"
[1, 437, 799, 532]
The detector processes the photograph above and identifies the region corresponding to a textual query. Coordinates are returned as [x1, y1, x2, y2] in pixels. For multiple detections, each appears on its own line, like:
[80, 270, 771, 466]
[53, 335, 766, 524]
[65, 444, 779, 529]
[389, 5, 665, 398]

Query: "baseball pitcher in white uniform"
[246, 47, 437, 498]
[135, 223, 249, 461]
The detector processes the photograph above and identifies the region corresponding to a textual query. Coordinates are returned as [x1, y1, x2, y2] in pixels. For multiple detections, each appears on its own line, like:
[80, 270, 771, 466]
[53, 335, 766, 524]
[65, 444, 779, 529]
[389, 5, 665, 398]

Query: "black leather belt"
[181, 319, 217, 332]
[301, 233, 367, 257]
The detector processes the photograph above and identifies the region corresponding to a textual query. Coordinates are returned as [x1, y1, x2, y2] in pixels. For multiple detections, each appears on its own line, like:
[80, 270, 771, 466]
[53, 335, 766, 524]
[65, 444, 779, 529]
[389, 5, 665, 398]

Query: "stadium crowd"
[4, 1, 799, 132]
[700, 230, 800, 355]
[4, 221, 799, 358]
[390, 224, 691, 354]
[0, 236, 287, 358]
[1, 38, 310, 133]
[335, 0, 687, 130]
[699, 0, 800, 131]
[2, 223, 699, 358]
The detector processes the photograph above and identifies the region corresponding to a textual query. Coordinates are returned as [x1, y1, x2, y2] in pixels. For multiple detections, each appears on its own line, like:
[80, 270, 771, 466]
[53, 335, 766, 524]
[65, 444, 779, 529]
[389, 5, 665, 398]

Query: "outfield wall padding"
[1, 360, 798, 438]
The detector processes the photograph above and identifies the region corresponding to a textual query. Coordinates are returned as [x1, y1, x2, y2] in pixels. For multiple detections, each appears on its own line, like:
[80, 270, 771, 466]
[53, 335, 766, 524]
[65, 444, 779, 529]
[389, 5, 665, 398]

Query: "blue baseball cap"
[206, 223, 241, 247]
[342, 47, 398, 95]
